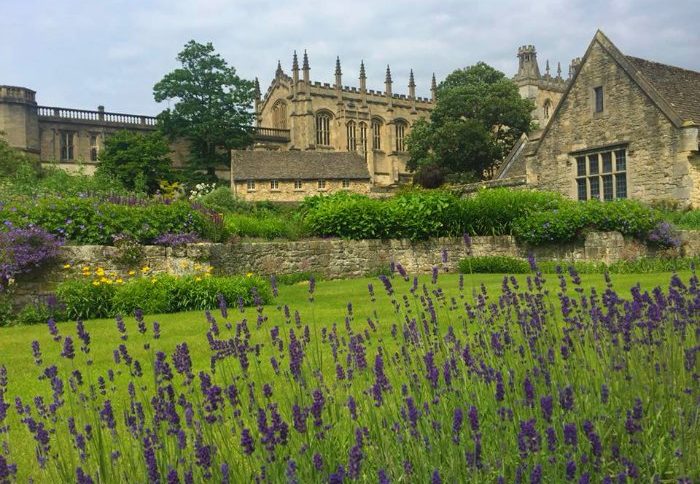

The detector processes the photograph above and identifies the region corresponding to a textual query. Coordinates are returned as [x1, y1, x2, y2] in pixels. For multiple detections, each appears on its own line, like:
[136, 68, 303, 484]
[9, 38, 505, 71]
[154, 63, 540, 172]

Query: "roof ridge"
[625, 55, 700, 76]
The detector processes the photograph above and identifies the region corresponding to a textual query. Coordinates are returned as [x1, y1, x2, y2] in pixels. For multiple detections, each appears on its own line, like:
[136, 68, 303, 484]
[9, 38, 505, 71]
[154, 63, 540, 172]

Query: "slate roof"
[626, 56, 700, 125]
[231, 150, 371, 181]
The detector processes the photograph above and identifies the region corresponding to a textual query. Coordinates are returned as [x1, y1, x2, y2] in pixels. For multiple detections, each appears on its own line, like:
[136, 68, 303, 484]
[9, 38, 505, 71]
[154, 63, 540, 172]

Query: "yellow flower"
[82, 265, 90, 271]
[83, 271, 92, 277]
[141, 266, 151, 273]
[92, 281, 100, 286]
[246, 272, 253, 278]
[63, 264, 71, 269]
[105, 279, 113, 285]
[151, 278, 157, 284]
[204, 273, 211, 278]
[95, 268, 105, 277]
[195, 276, 202, 282]
[179, 260, 188, 268]
[128, 270, 136, 276]
[206, 266, 213, 273]
[100, 277, 109, 283]
[116, 278, 124, 284]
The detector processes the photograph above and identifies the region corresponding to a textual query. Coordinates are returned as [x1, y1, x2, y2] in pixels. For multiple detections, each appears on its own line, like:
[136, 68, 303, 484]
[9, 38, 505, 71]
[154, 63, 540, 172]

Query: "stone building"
[248, 52, 435, 187]
[500, 31, 700, 207]
[230, 150, 370, 202]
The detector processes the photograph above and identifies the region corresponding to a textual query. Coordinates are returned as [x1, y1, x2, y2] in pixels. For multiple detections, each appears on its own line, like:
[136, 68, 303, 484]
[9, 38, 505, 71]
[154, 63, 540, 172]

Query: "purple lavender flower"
[540, 395, 553, 422]
[241, 428, 255, 455]
[566, 460, 576, 480]
[378, 469, 389, 484]
[31, 340, 42, 366]
[452, 407, 464, 443]
[347, 444, 363, 479]
[564, 423, 577, 447]
[61, 336, 75, 359]
[559, 386, 574, 412]
[313, 452, 323, 470]
[431, 469, 442, 484]
[76, 467, 94, 484]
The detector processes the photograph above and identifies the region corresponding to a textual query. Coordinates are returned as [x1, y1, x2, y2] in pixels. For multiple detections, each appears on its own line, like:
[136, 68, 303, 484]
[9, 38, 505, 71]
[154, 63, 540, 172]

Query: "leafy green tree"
[406, 62, 533, 184]
[96, 130, 171, 193]
[153, 41, 255, 178]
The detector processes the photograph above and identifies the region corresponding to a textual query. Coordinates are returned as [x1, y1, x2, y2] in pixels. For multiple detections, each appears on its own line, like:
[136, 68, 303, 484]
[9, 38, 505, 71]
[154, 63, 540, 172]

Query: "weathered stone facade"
[232, 178, 370, 202]
[523, 31, 700, 206]
[13, 231, 696, 305]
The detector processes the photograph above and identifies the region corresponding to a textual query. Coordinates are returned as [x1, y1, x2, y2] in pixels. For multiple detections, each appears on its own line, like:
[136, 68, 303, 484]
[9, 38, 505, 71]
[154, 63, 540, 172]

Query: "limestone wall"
[13, 231, 697, 305]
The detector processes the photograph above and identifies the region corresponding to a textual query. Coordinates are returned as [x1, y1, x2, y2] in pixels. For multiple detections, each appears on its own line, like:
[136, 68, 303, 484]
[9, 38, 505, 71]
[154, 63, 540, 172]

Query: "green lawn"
[0, 270, 696, 481]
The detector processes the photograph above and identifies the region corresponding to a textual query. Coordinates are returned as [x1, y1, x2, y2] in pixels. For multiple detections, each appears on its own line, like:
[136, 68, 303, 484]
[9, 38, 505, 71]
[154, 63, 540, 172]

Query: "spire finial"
[385, 64, 392, 84]
[292, 51, 299, 71]
[254, 77, 261, 99]
[275, 60, 283, 77]
[302, 50, 309, 70]
[545, 59, 550, 76]
[335, 56, 342, 76]
[359, 60, 366, 79]
[557, 62, 562, 78]
[409, 69, 415, 87]
[431, 73, 437, 102]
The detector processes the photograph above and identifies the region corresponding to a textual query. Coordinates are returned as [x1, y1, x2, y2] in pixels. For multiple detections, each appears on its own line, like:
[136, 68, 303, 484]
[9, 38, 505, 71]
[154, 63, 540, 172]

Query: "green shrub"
[674, 210, 700, 229]
[461, 189, 563, 236]
[199, 186, 251, 213]
[55, 274, 271, 320]
[458, 256, 530, 274]
[0, 197, 223, 244]
[303, 192, 396, 239]
[13, 297, 67, 325]
[224, 213, 309, 240]
[56, 279, 116, 320]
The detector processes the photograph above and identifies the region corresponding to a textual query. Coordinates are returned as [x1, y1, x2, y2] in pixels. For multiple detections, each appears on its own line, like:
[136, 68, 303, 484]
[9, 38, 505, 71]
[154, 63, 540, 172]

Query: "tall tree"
[406, 62, 533, 184]
[153, 41, 255, 178]
[96, 130, 172, 194]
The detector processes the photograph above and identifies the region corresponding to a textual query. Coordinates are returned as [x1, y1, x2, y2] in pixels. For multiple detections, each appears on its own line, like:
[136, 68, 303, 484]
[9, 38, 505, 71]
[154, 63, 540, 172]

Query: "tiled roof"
[231, 150, 371, 181]
[626, 56, 700, 124]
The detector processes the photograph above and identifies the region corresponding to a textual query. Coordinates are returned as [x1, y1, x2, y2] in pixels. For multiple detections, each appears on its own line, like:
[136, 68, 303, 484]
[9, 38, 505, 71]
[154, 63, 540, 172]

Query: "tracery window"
[316, 112, 332, 146]
[543, 99, 552, 120]
[395, 121, 407, 152]
[60, 131, 75, 161]
[371, 119, 382, 150]
[359, 122, 368, 153]
[272, 100, 287, 129]
[347, 121, 357, 151]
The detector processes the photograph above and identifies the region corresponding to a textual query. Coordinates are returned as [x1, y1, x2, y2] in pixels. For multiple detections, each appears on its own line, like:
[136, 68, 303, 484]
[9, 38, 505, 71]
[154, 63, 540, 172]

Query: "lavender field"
[0, 265, 698, 483]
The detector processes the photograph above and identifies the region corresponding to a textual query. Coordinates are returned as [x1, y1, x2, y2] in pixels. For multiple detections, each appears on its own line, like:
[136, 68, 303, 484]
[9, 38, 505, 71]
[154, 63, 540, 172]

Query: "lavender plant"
[0, 262, 698, 482]
[0, 224, 62, 291]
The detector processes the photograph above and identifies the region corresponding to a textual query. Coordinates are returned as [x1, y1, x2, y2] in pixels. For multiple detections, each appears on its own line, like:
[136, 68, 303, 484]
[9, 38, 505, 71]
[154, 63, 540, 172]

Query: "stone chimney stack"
[569, 57, 582, 78]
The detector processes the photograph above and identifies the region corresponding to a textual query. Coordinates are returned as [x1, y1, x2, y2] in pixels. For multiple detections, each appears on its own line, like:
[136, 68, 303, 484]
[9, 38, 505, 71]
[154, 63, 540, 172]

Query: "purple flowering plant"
[0, 258, 697, 481]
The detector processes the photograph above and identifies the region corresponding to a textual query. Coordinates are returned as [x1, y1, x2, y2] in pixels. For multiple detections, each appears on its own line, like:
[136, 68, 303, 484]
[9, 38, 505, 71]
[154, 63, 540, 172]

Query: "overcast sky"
[1, 0, 698, 116]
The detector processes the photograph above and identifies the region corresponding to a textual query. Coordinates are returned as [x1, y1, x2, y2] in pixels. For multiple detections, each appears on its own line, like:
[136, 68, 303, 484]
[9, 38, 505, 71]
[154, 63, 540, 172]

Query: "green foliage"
[56, 279, 116, 320]
[303, 192, 396, 239]
[0, 135, 41, 179]
[406, 62, 533, 182]
[512, 199, 662, 245]
[0, 197, 222, 244]
[224, 213, 309, 240]
[275, 272, 321, 285]
[673, 210, 700, 229]
[96, 130, 172, 194]
[458, 256, 530, 274]
[13, 298, 67, 326]
[461, 189, 563, 235]
[199, 186, 253, 213]
[153, 40, 255, 176]
[56, 274, 271, 320]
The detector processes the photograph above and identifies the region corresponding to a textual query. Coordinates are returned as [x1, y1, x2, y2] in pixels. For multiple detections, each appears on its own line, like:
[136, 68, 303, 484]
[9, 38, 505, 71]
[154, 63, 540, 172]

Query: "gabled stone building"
[503, 31, 700, 207]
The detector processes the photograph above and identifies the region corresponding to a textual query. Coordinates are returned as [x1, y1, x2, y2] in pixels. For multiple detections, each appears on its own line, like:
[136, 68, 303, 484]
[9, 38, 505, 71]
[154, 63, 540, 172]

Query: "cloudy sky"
[1, 0, 698, 115]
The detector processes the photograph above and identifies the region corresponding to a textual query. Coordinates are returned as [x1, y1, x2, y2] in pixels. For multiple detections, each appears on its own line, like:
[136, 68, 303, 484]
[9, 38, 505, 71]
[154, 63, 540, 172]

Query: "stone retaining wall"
[12, 231, 696, 304]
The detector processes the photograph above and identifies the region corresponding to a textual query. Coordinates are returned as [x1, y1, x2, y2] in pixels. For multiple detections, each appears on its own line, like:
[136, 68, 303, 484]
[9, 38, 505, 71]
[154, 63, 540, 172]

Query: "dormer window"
[594, 86, 604, 113]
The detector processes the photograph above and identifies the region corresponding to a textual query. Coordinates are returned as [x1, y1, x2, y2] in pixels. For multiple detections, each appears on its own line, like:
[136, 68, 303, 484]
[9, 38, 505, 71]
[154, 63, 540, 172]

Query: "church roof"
[231, 150, 371, 181]
[625, 56, 700, 125]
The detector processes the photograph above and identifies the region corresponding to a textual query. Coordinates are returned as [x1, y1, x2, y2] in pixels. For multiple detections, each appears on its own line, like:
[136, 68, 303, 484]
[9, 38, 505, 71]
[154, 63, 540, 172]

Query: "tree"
[406, 62, 533, 184]
[153, 41, 255, 178]
[96, 130, 172, 193]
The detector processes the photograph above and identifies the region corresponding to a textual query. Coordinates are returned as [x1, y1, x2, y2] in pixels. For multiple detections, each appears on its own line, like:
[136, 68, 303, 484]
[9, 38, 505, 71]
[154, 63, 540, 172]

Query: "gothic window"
[272, 100, 287, 129]
[395, 121, 407, 152]
[359, 122, 368, 153]
[371, 119, 382, 150]
[347, 121, 357, 151]
[594, 86, 604, 113]
[60, 131, 75, 161]
[316, 112, 332, 146]
[575, 147, 627, 201]
[89, 134, 99, 161]
[543, 99, 552, 120]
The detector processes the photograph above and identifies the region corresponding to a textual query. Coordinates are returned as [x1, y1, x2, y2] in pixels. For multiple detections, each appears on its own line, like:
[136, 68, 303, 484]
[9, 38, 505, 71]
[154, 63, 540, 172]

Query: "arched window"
[395, 120, 407, 152]
[347, 121, 357, 151]
[543, 99, 552, 120]
[371, 119, 382, 150]
[272, 100, 287, 129]
[359, 122, 368, 154]
[316, 112, 332, 146]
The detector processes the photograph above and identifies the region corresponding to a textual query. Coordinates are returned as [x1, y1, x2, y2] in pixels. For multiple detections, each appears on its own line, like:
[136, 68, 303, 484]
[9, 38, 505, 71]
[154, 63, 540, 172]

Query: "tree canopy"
[406, 62, 533, 185]
[96, 130, 172, 194]
[153, 41, 255, 178]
